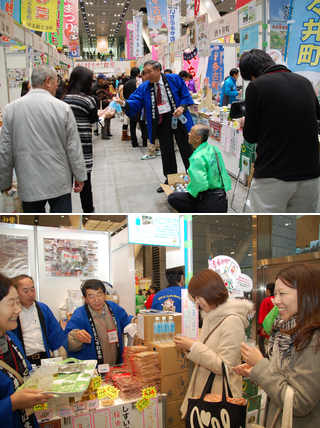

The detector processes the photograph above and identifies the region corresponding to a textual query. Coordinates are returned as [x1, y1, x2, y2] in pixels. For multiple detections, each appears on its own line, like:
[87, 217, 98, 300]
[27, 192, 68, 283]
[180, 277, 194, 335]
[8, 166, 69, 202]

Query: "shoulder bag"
[185, 361, 247, 428]
[196, 148, 228, 213]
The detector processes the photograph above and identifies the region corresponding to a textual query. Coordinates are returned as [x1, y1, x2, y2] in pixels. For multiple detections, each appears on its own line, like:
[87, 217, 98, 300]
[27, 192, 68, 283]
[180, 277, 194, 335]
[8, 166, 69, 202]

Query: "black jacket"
[243, 65, 320, 181]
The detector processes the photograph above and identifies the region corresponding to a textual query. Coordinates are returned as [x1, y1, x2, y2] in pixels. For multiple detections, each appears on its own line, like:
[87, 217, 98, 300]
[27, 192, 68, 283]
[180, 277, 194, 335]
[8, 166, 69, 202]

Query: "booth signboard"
[0, 9, 15, 39]
[1, 0, 21, 23]
[206, 45, 224, 94]
[174, 35, 188, 52]
[128, 215, 180, 247]
[75, 61, 116, 70]
[21, 0, 58, 32]
[195, 13, 210, 57]
[209, 10, 239, 41]
[33, 33, 45, 53]
[238, 0, 262, 29]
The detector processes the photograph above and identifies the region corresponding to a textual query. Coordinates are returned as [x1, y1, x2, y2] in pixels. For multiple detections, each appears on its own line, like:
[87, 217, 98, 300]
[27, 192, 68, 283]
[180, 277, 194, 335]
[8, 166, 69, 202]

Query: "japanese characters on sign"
[21, 0, 57, 32]
[209, 10, 238, 41]
[0, 9, 15, 38]
[181, 288, 199, 340]
[63, 0, 78, 45]
[167, 0, 180, 43]
[46, 0, 63, 47]
[206, 45, 224, 95]
[0, 0, 20, 23]
[195, 13, 210, 57]
[133, 9, 143, 57]
[75, 61, 116, 69]
[126, 21, 135, 59]
[146, 0, 168, 46]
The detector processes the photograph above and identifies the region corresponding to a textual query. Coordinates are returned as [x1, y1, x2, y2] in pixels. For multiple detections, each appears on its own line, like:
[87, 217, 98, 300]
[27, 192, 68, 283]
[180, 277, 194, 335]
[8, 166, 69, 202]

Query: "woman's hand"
[231, 363, 253, 377]
[241, 342, 264, 367]
[11, 388, 54, 411]
[174, 335, 195, 351]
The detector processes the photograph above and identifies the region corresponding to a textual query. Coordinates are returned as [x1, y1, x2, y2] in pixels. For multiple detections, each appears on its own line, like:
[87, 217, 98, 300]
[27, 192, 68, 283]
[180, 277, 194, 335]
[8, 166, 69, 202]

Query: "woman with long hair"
[62, 66, 114, 213]
[233, 264, 320, 427]
[174, 268, 253, 419]
[0, 273, 53, 428]
[21, 81, 30, 97]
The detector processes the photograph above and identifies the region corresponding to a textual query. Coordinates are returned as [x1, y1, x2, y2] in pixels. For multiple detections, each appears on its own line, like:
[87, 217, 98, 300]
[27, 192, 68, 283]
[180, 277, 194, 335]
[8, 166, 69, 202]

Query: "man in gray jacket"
[0, 65, 87, 213]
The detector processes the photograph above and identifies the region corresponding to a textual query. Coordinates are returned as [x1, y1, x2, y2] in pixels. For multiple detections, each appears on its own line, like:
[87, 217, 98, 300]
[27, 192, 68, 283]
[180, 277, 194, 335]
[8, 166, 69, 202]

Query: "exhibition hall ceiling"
[79, 0, 237, 48]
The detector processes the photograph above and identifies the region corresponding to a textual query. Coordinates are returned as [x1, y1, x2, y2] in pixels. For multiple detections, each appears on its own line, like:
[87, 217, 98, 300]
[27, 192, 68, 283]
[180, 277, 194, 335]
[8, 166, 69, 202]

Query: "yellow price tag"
[90, 376, 102, 390]
[135, 397, 150, 412]
[104, 385, 119, 399]
[97, 386, 107, 399]
[142, 387, 157, 399]
[34, 403, 48, 412]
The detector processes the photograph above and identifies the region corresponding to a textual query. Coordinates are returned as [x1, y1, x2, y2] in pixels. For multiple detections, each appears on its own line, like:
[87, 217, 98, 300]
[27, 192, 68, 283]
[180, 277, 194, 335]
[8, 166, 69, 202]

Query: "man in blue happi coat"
[64, 279, 135, 365]
[115, 60, 194, 193]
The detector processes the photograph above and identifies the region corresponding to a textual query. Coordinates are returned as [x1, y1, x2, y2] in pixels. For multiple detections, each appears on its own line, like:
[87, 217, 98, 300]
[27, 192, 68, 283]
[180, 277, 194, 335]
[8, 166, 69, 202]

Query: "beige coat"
[181, 299, 253, 418]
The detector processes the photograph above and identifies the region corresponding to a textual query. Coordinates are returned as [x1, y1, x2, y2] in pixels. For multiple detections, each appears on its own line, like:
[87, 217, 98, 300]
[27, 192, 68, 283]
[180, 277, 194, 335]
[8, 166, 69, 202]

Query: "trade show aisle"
[71, 117, 249, 213]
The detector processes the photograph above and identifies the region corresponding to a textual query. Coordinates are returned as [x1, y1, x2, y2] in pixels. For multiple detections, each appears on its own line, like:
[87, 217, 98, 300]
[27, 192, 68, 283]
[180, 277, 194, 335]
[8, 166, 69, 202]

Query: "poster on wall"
[0, 234, 29, 276]
[240, 23, 259, 53]
[43, 238, 99, 278]
[269, 0, 293, 22]
[146, 0, 168, 46]
[269, 22, 288, 56]
[287, 0, 320, 102]
[8, 68, 26, 88]
[195, 14, 210, 57]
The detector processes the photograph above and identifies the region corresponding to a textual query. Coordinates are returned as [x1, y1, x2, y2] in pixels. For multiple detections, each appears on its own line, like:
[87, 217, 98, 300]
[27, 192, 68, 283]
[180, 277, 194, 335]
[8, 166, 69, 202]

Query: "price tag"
[58, 406, 74, 417]
[88, 399, 99, 410]
[135, 397, 150, 412]
[34, 403, 48, 412]
[90, 375, 102, 389]
[142, 387, 157, 399]
[97, 386, 107, 399]
[98, 364, 109, 374]
[104, 385, 119, 399]
[73, 401, 87, 414]
[35, 409, 53, 421]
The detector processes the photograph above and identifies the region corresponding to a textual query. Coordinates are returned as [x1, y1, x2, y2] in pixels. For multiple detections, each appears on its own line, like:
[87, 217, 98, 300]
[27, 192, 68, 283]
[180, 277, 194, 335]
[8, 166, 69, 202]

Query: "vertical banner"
[21, 0, 57, 31]
[126, 21, 135, 59]
[287, 0, 320, 102]
[133, 9, 143, 58]
[1, 0, 21, 23]
[186, 0, 194, 25]
[146, 0, 168, 46]
[194, 0, 200, 17]
[167, 0, 180, 43]
[183, 55, 200, 92]
[46, 0, 64, 48]
[195, 14, 210, 57]
[63, 0, 78, 45]
[206, 45, 224, 96]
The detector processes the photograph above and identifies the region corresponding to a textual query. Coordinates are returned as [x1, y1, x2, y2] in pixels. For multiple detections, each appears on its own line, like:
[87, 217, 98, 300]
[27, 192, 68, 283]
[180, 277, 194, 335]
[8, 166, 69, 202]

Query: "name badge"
[107, 329, 119, 343]
[158, 103, 168, 114]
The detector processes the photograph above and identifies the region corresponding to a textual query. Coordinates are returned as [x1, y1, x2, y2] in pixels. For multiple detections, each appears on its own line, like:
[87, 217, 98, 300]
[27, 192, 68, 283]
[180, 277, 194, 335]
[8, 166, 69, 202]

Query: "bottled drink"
[116, 102, 124, 119]
[178, 113, 188, 124]
[153, 317, 161, 343]
[161, 316, 169, 343]
[168, 316, 175, 342]
[171, 116, 178, 129]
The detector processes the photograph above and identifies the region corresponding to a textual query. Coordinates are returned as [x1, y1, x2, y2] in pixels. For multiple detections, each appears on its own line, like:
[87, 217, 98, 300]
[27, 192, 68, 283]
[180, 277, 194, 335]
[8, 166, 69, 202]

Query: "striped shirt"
[63, 93, 99, 172]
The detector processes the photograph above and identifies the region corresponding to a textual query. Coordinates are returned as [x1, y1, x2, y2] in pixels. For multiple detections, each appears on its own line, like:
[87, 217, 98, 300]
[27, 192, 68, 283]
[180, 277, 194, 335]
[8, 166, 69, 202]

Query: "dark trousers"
[101, 119, 111, 138]
[79, 172, 94, 213]
[168, 192, 198, 213]
[168, 189, 228, 213]
[258, 334, 267, 357]
[130, 118, 148, 146]
[157, 112, 194, 179]
[22, 193, 72, 213]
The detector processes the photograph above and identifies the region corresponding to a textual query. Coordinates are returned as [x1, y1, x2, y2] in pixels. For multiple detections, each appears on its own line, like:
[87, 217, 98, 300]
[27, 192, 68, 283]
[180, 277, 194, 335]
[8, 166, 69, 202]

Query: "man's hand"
[114, 97, 125, 107]
[173, 106, 184, 118]
[11, 388, 54, 411]
[76, 329, 92, 344]
[73, 181, 84, 193]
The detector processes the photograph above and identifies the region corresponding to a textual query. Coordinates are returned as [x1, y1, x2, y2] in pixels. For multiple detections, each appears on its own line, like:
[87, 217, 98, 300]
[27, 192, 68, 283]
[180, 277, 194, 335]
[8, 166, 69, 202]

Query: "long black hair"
[62, 66, 93, 98]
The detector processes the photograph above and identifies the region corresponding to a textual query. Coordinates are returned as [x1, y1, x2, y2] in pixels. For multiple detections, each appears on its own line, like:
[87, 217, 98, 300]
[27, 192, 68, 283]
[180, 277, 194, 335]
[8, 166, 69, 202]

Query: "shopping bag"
[0, 190, 16, 213]
[263, 305, 279, 336]
[185, 362, 247, 428]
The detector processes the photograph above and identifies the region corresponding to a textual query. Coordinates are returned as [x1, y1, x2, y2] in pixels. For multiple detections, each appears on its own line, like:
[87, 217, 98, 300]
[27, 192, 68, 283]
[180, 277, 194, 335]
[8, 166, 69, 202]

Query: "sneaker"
[155, 150, 161, 156]
[141, 154, 156, 160]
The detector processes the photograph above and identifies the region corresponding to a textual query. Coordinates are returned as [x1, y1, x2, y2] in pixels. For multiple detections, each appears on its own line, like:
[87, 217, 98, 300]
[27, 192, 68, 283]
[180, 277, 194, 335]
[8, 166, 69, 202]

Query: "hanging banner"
[183, 54, 200, 91]
[269, 0, 293, 22]
[126, 21, 135, 59]
[46, 0, 64, 48]
[186, 0, 194, 25]
[1, 0, 20, 24]
[287, 0, 320, 102]
[183, 47, 197, 61]
[133, 9, 143, 57]
[206, 45, 224, 95]
[63, 0, 78, 46]
[167, 0, 180, 43]
[195, 14, 210, 57]
[194, 0, 200, 18]
[97, 37, 108, 53]
[236, 0, 252, 9]
[146, 0, 168, 46]
[21, 0, 58, 32]
[209, 10, 238, 41]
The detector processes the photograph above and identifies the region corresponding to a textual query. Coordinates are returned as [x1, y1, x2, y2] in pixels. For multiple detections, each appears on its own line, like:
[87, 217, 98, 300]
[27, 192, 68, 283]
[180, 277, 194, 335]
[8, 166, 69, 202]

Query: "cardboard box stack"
[136, 313, 189, 427]
[242, 377, 262, 425]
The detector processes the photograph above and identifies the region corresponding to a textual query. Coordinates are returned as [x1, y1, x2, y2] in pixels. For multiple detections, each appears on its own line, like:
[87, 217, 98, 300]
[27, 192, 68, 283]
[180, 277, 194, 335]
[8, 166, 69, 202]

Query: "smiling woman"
[0, 273, 53, 428]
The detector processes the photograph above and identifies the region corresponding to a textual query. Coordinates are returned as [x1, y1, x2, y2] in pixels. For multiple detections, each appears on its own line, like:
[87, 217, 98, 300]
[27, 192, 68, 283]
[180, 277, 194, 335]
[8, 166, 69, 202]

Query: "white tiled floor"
[71, 117, 250, 213]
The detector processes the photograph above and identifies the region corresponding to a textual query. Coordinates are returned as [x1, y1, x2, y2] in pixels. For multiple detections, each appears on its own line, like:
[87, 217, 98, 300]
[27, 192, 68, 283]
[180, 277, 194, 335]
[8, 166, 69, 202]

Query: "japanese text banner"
[133, 9, 143, 57]
[206, 45, 224, 95]
[167, 0, 180, 43]
[127, 21, 135, 59]
[63, 0, 78, 46]
[46, 0, 63, 47]
[1, 0, 21, 24]
[146, 0, 168, 46]
[21, 0, 58, 32]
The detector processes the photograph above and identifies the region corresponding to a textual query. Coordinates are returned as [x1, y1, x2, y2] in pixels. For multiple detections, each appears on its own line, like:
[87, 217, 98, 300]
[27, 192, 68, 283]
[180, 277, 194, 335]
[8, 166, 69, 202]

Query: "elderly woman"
[174, 268, 253, 419]
[233, 264, 320, 427]
[0, 273, 53, 428]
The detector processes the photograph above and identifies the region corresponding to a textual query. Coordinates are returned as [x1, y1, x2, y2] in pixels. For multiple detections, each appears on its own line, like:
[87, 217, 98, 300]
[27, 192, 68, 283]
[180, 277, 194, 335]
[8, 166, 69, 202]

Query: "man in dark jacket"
[239, 49, 320, 213]
[92, 74, 107, 135]
[123, 66, 148, 148]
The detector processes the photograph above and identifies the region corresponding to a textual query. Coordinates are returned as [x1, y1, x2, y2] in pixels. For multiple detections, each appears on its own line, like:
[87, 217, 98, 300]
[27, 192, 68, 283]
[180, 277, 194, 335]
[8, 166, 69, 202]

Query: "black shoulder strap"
[106, 303, 122, 365]
[35, 301, 49, 348]
[16, 317, 26, 355]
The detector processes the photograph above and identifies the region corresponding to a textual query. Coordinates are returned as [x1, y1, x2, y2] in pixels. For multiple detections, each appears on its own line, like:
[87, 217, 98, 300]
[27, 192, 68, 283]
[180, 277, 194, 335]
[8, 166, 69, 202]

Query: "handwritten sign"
[181, 288, 198, 339]
[73, 401, 88, 414]
[34, 403, 48, 412]
[142, 387, 157, 400]
[143, 397, 159, 428]
[135, 397, 150, 412]
[89, 375, 102, 390]
[98, 364, 109, 374]
[97, 385, 119, 399]
[34, 409, 53, 421]
[59, 406, 74, 418]
[88, 399, 99, 411]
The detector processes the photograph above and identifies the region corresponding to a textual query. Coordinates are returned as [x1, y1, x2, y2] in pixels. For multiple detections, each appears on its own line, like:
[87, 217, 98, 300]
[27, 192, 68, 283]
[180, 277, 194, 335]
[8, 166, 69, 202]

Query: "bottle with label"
[116, 102, 124, 119]
[168, 316, 175, 341]
[161, 316, 169, 343]
[172, 116, 178, 129]
[178, 114, 188, 124]
[153, 317, 161, 343]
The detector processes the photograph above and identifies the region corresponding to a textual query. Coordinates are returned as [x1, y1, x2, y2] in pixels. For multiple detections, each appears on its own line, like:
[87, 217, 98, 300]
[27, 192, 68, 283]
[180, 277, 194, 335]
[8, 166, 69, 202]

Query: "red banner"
[236, 0, 252, 9]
